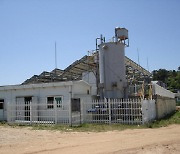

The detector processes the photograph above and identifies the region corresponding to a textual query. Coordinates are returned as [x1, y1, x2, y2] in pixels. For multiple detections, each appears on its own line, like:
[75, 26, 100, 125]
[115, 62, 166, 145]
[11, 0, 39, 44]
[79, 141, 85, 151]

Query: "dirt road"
[0, 125, 180, 154]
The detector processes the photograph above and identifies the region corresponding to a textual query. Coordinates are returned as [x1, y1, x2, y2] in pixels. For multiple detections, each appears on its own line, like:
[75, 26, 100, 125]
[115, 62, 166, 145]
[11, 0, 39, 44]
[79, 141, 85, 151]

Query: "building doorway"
[24, 97, 32, 121]
[0, 99, 4, 121]
[71, 98, 81, 126]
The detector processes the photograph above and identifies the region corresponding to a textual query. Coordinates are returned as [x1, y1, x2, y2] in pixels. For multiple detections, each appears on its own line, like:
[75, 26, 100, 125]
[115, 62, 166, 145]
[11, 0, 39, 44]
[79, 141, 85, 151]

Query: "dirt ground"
[0, 125, 180, 154]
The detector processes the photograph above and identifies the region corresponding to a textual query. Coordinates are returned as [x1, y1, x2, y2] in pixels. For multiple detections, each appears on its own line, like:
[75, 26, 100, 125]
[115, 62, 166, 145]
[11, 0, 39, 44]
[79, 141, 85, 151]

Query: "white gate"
[83, 99, 156, 124]
[7, 98, 156, 125]
[7, 101, 70, 125]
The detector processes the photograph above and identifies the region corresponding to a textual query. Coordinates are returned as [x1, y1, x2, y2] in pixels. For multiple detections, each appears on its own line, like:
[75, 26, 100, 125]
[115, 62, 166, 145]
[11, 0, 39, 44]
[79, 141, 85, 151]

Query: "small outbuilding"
[0, 80, 91, 122]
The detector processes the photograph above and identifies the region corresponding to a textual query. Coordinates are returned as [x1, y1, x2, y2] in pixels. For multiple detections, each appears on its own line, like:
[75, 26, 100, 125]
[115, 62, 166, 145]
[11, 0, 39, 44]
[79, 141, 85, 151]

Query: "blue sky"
[0, 0, 180, 85]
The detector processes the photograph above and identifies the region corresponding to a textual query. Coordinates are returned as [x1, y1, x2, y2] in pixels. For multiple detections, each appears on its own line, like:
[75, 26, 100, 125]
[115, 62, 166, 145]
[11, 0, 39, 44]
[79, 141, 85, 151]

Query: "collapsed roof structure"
[23, 53, 151, 85]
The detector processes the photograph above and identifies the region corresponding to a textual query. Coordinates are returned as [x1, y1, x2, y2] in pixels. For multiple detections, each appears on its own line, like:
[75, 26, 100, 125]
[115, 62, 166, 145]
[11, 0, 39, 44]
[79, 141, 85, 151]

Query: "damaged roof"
[22, 53, 151, 85]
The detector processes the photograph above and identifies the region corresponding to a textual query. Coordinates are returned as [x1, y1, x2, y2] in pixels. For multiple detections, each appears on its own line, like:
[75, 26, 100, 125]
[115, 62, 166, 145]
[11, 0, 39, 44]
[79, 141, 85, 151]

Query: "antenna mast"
[137, 48, 140, 66]
[147, 57, 149, 72]
[55, 41, 57, 69]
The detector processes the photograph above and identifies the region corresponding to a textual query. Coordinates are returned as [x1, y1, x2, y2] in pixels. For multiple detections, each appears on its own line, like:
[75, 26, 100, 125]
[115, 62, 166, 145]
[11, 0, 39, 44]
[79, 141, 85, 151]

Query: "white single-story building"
[0, 80, 92, 122]
[0, 78, 176, 125]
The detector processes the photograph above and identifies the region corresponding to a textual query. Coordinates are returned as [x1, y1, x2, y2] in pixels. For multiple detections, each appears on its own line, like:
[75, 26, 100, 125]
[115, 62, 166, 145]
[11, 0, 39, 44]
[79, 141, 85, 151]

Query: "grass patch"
[1, 111, 179, 132]
[31, 123, 144, 132]
[145, 110, 180, 128]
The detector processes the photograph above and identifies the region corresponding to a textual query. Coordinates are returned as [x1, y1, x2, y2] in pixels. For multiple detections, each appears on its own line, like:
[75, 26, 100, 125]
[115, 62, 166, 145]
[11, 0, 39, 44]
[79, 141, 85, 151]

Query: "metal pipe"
[127, 38, 129, 47]
[69, 85, 73, 126]
[115, 28, 118, 42]
[100, 34, 103, 43]
[96, 38, 100, 51]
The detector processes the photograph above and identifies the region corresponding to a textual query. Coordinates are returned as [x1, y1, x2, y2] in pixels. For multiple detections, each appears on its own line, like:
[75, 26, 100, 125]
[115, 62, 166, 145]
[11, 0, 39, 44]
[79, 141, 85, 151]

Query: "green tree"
[152, 69, 169, 83]
[178, 66, 180, 71]
[152, 68, 180, 92]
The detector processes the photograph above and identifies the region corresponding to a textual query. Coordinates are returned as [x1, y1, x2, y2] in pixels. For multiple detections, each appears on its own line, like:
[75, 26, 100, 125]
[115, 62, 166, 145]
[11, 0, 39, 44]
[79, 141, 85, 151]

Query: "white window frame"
[47, 96, 63, 109]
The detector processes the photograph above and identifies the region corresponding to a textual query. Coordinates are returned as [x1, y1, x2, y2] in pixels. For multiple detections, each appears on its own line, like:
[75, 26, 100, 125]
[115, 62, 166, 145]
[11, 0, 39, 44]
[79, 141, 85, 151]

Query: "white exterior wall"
[152, 83, 175, 98]
[156, 96, 176, 119]
[0, 80, 91, 121]
[142, 99, 156, 123]
[151, 83, 176, 119]
[82, 71, 97, 95]
[73, 81, 91, 96]
[0, 110, 4, 121]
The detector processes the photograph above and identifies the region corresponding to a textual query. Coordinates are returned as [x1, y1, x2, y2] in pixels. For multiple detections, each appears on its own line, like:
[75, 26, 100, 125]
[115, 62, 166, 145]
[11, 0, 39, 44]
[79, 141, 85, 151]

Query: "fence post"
[80, 99, 83, 124]
[30, 101, 32, 125]
[141, 99, 145, 125]
[54, 100, 57, 124]
[7, 102, 10, 123]
[69, 100, 72, 126]
[108, 99, 111, 124]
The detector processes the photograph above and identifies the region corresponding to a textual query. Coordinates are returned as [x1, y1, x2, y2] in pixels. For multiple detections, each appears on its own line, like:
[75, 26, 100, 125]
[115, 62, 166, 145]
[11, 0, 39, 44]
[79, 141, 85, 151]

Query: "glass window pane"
[55, 97, 62, 108]
[0, 99, 4, 109]
[47, 97, 54, 109]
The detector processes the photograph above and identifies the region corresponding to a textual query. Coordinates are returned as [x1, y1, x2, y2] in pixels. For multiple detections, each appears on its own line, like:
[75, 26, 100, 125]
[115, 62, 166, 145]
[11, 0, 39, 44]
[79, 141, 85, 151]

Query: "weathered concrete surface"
[155, 96, 176, 119]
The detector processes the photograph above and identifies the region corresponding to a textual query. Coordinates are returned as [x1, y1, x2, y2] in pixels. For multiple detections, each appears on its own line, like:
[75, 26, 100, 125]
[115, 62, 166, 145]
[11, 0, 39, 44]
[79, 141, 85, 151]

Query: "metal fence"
[7, 99, 156, 125]
[83, 99, 143, 125]
[7, 101, 70, 125]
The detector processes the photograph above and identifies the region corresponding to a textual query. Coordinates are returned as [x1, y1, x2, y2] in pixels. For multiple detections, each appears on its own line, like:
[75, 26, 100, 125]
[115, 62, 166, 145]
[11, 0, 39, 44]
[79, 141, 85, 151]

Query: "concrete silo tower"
[98, 27, 129, 99]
